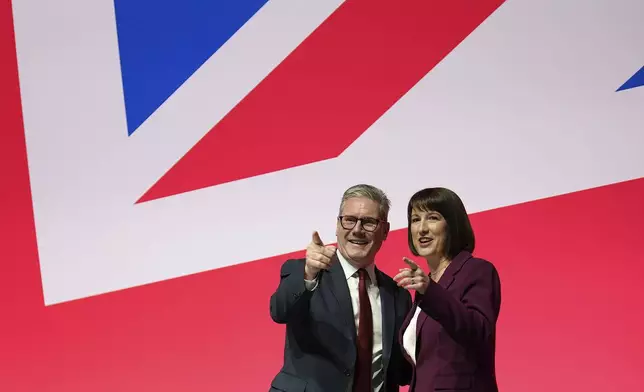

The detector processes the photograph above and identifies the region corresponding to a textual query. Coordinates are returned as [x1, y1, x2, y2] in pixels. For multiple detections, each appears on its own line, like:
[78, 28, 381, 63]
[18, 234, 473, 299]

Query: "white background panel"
[12, 0, 644, 304]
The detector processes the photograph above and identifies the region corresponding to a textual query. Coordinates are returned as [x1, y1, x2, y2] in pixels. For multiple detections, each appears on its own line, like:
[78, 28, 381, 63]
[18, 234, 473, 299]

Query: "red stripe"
[137, 0, 506, 203]
[0, 0, 45, 313]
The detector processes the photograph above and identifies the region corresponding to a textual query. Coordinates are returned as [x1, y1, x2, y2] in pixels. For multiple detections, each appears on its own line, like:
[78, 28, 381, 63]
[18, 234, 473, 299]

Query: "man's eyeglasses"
[338, 215, 383, 232]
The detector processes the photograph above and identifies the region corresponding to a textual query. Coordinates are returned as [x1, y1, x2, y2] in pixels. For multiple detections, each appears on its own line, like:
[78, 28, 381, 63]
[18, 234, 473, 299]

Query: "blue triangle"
[616, 66, 644, 92]
[114, 0, 269, 136]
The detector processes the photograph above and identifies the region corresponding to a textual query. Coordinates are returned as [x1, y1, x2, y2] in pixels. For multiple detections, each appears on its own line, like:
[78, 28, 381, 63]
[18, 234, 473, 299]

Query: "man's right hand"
[304, 231, 337, 280]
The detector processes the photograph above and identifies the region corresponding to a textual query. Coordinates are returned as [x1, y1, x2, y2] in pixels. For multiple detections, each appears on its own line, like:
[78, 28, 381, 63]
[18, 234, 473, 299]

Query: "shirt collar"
[336, 249, 377, 285]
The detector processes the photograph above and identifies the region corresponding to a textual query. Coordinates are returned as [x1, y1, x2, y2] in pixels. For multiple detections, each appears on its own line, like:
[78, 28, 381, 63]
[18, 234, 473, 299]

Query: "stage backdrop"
[1, 0, 643, 390]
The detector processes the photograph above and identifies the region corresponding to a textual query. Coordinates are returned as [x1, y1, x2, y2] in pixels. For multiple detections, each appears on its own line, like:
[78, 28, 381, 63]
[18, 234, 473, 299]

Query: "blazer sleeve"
[395, 288, 413, 386]
[416, 260, 501, 348]
[269, 258, 315, 324]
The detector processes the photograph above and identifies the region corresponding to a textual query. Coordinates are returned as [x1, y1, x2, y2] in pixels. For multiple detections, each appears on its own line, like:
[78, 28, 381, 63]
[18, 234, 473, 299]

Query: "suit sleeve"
[395, 289, 413, 386]
[416, 261, 501, 348]
[269, 258, 315, 324]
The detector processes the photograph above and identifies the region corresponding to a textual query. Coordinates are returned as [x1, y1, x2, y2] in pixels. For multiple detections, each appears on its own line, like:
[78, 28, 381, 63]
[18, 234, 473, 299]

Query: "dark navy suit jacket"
[269, 255, 412, 392]
[399, 251, 502, 392]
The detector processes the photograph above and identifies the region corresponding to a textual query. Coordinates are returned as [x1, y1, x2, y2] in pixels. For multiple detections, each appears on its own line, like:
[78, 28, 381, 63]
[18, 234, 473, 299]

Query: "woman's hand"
[393, 257, 430, 294]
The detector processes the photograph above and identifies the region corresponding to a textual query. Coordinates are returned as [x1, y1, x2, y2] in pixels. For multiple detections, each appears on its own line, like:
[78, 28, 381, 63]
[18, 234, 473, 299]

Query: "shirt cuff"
[304, 277, 319, 291]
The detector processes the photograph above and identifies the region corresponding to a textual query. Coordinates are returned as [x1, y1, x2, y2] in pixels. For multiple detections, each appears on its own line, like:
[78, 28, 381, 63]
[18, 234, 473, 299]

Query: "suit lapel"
[325, 256, 356, 341]
[417, 252, 473, 335]
[376, 268, 394, 373]
[413, 292, 429, 335]
[438, 251, 472, 290]
[416, 305, 429, 336]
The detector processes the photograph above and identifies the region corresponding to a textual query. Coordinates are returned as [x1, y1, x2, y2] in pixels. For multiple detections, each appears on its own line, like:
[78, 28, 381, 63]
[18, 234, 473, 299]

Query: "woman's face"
[410, 207, 448, 259]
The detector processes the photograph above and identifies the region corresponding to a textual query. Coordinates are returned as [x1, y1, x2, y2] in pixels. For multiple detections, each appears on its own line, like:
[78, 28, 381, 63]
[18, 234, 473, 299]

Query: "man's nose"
[352, 220, 366, 234]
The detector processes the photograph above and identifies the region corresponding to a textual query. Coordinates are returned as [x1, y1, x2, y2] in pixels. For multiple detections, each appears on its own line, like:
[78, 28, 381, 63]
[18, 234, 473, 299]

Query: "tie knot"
[357, 268, 368, 281]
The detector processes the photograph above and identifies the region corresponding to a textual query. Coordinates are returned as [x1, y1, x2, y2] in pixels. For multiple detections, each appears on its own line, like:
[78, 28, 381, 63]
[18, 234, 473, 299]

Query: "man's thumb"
[312, 231, 324, 246]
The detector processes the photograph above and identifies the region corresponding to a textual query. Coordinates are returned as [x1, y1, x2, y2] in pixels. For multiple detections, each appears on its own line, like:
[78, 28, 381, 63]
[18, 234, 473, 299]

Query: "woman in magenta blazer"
[394, 187, 502, 392]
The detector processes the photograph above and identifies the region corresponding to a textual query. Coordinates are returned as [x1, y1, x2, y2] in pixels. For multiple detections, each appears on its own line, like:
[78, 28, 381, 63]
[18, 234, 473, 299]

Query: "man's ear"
[383, 221, 390, 240]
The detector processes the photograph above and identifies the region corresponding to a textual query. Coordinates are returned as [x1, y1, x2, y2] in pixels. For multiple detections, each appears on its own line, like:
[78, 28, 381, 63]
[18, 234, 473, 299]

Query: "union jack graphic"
[1, 0, 643, 390]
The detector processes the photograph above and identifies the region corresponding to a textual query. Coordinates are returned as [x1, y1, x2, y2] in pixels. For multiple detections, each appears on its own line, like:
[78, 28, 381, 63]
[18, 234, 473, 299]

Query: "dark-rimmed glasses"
[338, 215, 383, 232]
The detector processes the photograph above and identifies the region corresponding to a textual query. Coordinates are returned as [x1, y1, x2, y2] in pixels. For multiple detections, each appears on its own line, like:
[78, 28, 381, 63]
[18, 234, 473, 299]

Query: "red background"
[1, 0, 643, 390]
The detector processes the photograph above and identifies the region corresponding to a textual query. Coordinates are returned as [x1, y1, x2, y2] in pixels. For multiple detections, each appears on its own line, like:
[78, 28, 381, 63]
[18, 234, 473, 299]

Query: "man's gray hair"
[339, 184, 391, 220]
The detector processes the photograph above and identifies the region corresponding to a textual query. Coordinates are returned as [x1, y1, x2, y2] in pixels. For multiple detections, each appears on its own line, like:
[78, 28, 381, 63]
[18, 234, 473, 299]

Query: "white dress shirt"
[403, 271, 446, 364]
[305, 250, 384, 392]
[402, 306, 422, 364]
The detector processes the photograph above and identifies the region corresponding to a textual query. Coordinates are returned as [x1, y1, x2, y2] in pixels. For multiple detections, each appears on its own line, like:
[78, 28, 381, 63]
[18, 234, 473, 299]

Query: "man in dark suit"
[269, 184, 412, 392]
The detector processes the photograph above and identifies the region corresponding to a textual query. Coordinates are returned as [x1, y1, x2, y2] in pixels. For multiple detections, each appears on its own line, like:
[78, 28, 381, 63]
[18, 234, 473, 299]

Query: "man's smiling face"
[336, 197, 389, 267]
